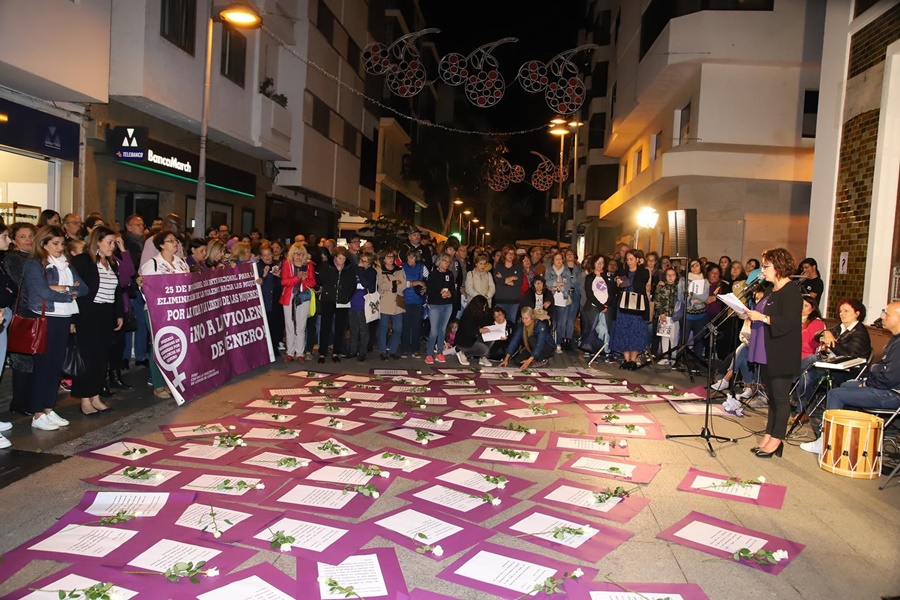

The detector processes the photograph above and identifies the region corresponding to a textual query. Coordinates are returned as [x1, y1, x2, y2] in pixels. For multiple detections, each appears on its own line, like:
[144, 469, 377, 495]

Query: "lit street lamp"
[468, 217, 479, 244]
[635, 207, 659, 251]
[194, 1, 262, 236]
[550, 117, 583, 251]
[459, 209, 471, 241]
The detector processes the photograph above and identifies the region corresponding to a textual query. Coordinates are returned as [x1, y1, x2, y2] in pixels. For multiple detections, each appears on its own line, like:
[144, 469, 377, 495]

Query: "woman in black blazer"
[744, 248, 802, 458]
[610, 249, 650, 370]
[70, 226, 124, 414]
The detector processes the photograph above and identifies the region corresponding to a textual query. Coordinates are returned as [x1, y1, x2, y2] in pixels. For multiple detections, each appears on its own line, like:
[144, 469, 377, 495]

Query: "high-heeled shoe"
[750, 446, 760, 453]
[755, 441, 783, 458]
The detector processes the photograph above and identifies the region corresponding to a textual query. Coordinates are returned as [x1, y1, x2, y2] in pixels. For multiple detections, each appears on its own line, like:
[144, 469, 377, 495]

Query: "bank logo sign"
[112, 125, 148, 161]
[148, 149, 192, 173]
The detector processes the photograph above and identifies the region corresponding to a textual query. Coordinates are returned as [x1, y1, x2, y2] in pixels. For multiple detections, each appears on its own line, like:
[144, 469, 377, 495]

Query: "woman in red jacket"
[279, 242, 316, 362]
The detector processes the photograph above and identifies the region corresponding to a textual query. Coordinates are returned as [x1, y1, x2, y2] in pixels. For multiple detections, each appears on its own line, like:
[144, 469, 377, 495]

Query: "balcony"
[251, 94, 293, 161]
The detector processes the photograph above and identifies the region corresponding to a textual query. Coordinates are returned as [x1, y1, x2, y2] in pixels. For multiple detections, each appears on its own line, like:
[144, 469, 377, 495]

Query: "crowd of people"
[0, 209, 895, 459]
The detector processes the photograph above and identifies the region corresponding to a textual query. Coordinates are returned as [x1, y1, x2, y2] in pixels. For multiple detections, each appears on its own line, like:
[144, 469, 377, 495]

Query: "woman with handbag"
[377, 248, 406, 360]
[0, 225, 16, 446]
[70, 226, 125, 415]
[20, 226, 87, 430]
[611, 249, 650, 370]
[317, 247, 355, 363]
[279, 242, 316, 363]
[5, 223, 37, 416]
[348, 252, 376, 361]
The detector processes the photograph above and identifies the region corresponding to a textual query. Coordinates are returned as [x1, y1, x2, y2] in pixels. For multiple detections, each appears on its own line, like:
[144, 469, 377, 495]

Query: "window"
[595, 10, 611, 46]
[651, 131, 662, 162]
[802, 90, 818, 138]
[592, 61, 609, 97]
[343, 121, 359, 156]
[220, 25, 247, 87]
[160, 0, 196, 55]
[610, 83, 617, 124]
[633, 148, 643, 178]
[679, 102, 692, 145]
[347, 37, 361, 74]
[317, 0, 335, 44]
[614, 10, 621, 44]
[618, 164, 627, 188]
[311, 95, 331, 137]
[588, 113, 606, 150]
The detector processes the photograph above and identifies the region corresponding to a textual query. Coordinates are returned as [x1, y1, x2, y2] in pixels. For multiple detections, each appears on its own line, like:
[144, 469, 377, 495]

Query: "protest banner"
[142, 263, 273, 404]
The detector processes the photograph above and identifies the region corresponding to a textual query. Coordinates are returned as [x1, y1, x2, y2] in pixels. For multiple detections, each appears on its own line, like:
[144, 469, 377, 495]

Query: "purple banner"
[143, 263, 273, 404]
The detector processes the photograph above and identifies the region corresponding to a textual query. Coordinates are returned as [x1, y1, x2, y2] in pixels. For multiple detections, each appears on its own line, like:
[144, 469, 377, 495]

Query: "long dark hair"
[802, 294, 823, 328]
[32, 226, 66, 265]
[462, 294, 491, 322]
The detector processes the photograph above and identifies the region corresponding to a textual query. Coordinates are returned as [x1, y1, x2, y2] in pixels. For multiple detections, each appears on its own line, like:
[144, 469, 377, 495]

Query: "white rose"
[550, 410, 558, 415]
[372, 491, 380, 499]
[335, 422, 343, 429]
[432, 545, 444, 557]
[108, 590, 125, 600]
[255, 483, 266, 490]
[436, 419, 444, 424]
[497, 481, 507, 489]
[206, 567, 219, 577]
[572, 568, 584, 578]
[228, 426, 236, 430]
[618, 439, 628, 448]
[154, 472, 164, 480]
[421, 439, 429, 445]
[134, 511, 143, 517]
[280, 543, 292, 552]
[213, 530, 222, 539]
[757, 476, 766, 483]
[380, 471, 390, 478]
[491, 498, 501, 506]
[772, 549, 789, 562]
[317, 576, 328, 583]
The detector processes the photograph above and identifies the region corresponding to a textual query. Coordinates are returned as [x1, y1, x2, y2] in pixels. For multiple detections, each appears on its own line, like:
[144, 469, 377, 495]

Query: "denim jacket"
[22, 258, 87, 315]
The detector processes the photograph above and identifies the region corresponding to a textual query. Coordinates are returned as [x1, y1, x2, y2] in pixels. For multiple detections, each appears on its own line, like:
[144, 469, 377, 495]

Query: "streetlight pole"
[194, 1, 261, 237]
[549, 118, 570, 248]
[568, 120, 583, 253]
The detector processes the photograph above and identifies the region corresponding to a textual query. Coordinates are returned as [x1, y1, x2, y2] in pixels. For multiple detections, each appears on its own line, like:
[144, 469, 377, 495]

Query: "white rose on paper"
[255, 483, 265, 490]
[432, 545, 444, 557]
[572, 568, 584, 579]
[380, 471, 390, 478]
[528, 428, 536, 434]
[213, 530, 222, 539]
[206, 567, 219, 577]
[757, 476, 766, 483]
[154, 472, 164, 480]
[497, 481, 507, 489]
[280, 543, 292, 552]
[772, 549, 789, 562]
[491, 498, 501, 506]
[372, 491, 380, 499]
[618, 439, 628, 448]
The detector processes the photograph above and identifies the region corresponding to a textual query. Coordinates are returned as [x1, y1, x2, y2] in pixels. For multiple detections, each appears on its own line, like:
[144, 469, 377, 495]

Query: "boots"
[109, 369, 133, 391]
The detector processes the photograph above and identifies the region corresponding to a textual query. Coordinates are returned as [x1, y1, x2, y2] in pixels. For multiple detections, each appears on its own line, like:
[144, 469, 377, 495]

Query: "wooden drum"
[819, 409, 883, 479]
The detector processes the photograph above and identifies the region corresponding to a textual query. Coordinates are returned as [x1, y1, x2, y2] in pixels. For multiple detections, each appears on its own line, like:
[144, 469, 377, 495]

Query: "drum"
[819, 409, 883, 479]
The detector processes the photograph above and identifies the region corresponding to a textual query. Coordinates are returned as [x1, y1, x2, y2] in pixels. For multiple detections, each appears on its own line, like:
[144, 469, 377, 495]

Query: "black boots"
[108, 369, 134, 392]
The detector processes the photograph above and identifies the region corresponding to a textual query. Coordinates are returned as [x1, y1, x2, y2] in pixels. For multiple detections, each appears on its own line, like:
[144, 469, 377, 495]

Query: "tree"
[357, 215, 412, 252]
[402, 128, 505, 235]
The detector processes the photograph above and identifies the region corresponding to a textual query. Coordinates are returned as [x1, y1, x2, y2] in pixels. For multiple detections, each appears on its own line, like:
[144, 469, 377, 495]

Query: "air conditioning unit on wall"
[85, 119, 107, 142]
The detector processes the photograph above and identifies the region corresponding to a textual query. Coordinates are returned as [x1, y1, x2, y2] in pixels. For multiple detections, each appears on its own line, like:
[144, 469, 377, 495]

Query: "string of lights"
[262, 27, 550, 137]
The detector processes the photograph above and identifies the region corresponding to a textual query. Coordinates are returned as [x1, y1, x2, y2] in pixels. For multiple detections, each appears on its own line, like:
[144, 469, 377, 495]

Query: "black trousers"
[29, 315, 71, 413]
[318, 301, 349, 356]
[266, 306, 285, 356]
[761, 363, 794, 439]
[72, 303, 115, 398]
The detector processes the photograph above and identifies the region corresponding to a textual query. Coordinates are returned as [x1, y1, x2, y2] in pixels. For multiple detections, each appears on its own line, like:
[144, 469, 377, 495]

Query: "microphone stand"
[637, 276, 701, 382]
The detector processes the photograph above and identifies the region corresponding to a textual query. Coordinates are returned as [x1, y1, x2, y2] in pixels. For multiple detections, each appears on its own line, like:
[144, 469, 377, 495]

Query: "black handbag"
[618, 291, 647, 315]
[62, 334, 86, 377]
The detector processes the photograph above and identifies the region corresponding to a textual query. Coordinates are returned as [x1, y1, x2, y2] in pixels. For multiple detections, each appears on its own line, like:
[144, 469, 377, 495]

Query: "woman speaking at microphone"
[742, 248, 802, 458]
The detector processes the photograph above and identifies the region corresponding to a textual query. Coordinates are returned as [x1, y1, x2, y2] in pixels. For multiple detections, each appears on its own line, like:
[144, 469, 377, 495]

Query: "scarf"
[523, 321, 535, 352]
[48, 255, 73, 286]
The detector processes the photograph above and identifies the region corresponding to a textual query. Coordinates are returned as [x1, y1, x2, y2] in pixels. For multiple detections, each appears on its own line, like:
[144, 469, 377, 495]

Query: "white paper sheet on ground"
[243, 451, 309, 472]
[127, 538, 222, 572]
[505, 408, 558, 419]
[518, 395, 562, 404]
[368, 410, 407, 420]
[306, 406, 355, 416]
[590, 386, 632, 393]
[181, 474, 263, 496]
[436, 467, 503, 492]
[596, 424, 647, 436]
[601, 414, 654, 424]
[307, 465, 373, 486]
[318, 554, 388, 599]
[276, 484, 356, 509]
[198, 574, 294, 600]
[509, 512, 598, 549]
[288, 371, 328, 378]
[243, 427, 300, 440]
[412, 485, 486, 512]
[555, 437, 611, 452]
[90, 441, 164, 461]
[417, 396, 448, 405]
[19, 574, 138, 600]
[309, 417, 366, 432]
[626, 395, 665, 403]
[573, 394, 615, 401]
[454, 549, 558, 594]
[100, 466, 181, 487]
[583, 403, 633, 412]
[690, 475, 762, 500]
[479, 446, 538, 464]
[363, 451, 430, 473]
[175, 503, 254, 533]
[84, 492, 170, 517]
[336, 375, 373, 383]
[545, 485, 622, 513]
[168, 423, 229, 437]
[242, 412, 298, 423]
[471, 427, 526, 442]
[572, 456, 636, 478]
[461, 398, 506, 408]
[387, 428, 447, 445]
[340, 391, 385, 400]
[443, 409, 496, 422]
[391, 385, 430, 393]
[175, 443, 237, 461]
[301, 381, 346, 389]
[402, 417, 454, 432]
[662, 393, 704, 400]
[673, 521, 767, 553]
[589, 593, 684, 600]
[246, 399, 297, 410]
[267, 388, 318, 396]
[497, 385, 539, 393]
[355, 401, 396, 410]
[375, 508, 463, 543]
[299, 439, 356, 460]
[253, 516, 348, 552]
[443, 387, 489, 396]
[28, 524, 138, 557]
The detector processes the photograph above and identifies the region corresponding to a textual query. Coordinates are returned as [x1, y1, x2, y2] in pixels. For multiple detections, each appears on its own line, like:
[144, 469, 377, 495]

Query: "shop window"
[160, 0, 196, 55]
[221, 25, 247, 87]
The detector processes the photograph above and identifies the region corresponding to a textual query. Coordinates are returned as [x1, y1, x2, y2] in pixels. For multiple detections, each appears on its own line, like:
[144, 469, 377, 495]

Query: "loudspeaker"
[667, 209, 697, 259]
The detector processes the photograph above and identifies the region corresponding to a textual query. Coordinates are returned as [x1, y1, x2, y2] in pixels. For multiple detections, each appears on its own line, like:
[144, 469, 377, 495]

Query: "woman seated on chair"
[500, 307, 555, 371]
[796, 298, 872, 409]
[800, 294, 826, 359]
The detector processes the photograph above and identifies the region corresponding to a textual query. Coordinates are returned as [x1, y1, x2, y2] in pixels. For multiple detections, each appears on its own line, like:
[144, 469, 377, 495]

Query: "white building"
[581, 0, 825, 262]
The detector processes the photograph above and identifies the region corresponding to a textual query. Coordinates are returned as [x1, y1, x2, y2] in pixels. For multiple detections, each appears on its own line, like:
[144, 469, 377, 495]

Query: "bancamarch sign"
[147, 149, 192, 173]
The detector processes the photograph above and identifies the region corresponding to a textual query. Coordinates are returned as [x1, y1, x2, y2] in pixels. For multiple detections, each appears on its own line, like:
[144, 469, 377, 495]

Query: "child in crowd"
[444, 318, 459, 350]
[67, 239, 85, 257]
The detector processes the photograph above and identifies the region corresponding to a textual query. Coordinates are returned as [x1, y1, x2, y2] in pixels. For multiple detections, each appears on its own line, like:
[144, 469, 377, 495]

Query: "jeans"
[30, 315, 70, 413]
[826, 380, 900, 412]
[124, 294, 148, 361]
[733, 343, 754, 384]
[458, 341, 489, 358]
[400, 304, 424, 355]
[552, 305, 567, 343]
[797, 366, 855, 410]
[685, 314, 708, 359]
[563, 297, 579, 340]
[379, 313, 403, 355]
[496, 302, 520, 324]
[426, 304, 453, 357]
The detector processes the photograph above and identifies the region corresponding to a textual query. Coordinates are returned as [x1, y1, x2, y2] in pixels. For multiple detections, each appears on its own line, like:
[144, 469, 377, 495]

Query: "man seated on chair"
[795, 298, 872, 411]
[801, 302, 900, 453]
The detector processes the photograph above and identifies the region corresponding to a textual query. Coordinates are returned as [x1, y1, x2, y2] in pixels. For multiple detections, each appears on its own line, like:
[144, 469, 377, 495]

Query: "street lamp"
[459, 209, 471, 242]
[478, 225, 485, 246]
[634, 206, 659, 251]
[566, 119, 584, 252]
[484, 231, 491, 248]
[549, 122, 570, 246]
[194, 0, 262, 236]
[469, 217, 479, 243]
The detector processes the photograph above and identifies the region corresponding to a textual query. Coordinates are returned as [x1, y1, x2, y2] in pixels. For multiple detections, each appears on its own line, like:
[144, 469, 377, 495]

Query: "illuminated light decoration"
[438, 37, 518, 108]
[218, 2, 262, 27]
[363, 29, 439, 98]
[529, 151, 558, 191]
[487, 157, 526, 192]
[517, 44, 598, 115]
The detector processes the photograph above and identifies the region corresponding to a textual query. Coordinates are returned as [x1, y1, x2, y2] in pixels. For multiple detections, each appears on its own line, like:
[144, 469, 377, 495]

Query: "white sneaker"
[800, 437, 823, 454]
[46, 411, 70, 427]
[738, 387, 755, 400]
[0, 421, 11, 432]
[479, 357, 492, 367]
[0, 434, 10, 449]
[710, 379, 729, 392]
[457, 351, 469, 366]
[32, 414, 59, 431]
[556, 345, 563, 354]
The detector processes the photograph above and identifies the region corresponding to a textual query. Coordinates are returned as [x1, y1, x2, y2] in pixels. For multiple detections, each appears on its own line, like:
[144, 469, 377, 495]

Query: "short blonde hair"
[287, 242, 309, 263]
[230, 242, 251, 263]
[206, 239, 227, 265]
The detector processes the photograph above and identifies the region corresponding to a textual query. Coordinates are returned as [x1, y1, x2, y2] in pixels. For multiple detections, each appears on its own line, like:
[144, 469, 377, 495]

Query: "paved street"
[0, 355, 897, 599]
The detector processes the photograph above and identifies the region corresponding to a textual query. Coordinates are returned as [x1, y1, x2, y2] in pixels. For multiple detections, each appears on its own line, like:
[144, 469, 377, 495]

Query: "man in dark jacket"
[122, 214, 149, 368]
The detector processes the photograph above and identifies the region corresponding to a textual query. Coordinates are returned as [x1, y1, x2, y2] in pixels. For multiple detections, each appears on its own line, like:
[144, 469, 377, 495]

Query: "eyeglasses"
[762, 263, 774, 270]
[163, 239, 178, 245]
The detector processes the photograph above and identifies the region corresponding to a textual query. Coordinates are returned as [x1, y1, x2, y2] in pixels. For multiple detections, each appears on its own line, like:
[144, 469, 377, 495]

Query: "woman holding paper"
[684, 259, 710, 359]
[743, 248, 802, 458]
[455, 295, 494, 366]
